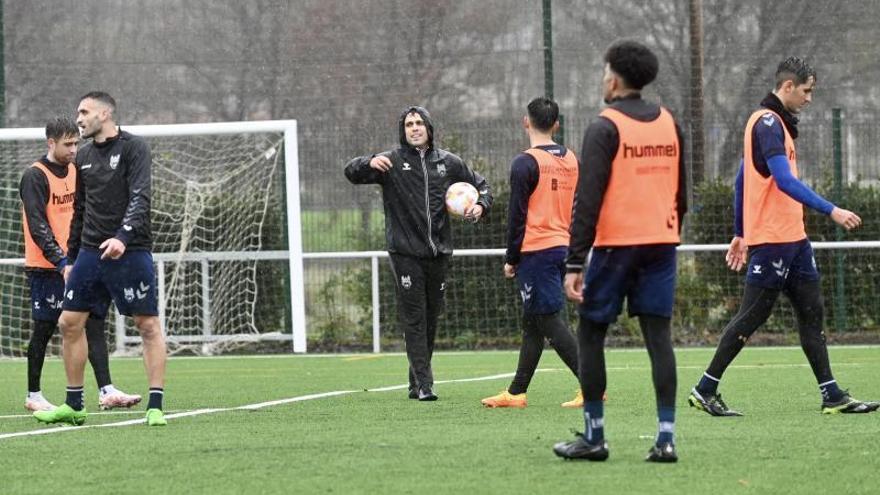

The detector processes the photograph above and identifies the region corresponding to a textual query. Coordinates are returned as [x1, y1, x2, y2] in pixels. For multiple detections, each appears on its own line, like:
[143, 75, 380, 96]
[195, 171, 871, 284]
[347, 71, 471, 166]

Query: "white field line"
[2, 344, 877, 363]
[0, 409, 188, 420]
[0, 372, 522, 441]
[0, 361, 866, 441]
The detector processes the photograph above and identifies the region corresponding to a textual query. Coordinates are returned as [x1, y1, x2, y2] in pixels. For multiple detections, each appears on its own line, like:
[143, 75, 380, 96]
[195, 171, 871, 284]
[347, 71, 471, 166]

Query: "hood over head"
[398, 106, 435, 148]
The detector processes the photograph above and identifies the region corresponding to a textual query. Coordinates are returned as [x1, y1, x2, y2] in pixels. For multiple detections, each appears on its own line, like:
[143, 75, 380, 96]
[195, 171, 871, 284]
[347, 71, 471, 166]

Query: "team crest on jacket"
[436, 163, 446, 176]
[124, 287, 135, 302]
[109, 154, 121, 170]
[401, 275, 412, 289]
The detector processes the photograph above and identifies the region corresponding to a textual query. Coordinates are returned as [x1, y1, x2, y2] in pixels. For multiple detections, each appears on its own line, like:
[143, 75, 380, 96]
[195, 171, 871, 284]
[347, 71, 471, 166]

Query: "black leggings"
[706, 280, 833, 384]
[578, 315, 676, 408]
[27, 316, 112, 392]
[508, 312, 579, 395]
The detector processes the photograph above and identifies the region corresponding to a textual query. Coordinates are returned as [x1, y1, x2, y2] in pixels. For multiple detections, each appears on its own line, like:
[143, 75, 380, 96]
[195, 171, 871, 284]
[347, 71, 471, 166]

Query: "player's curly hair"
[45, 116, 79, 140]
[775, 57, 817, 89]
[604, 40, 659, 90]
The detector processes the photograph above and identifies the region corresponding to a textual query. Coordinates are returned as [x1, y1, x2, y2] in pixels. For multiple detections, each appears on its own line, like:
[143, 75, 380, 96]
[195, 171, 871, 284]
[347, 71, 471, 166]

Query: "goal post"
[0, 120, 307, 356]
[2, 118, 878, 357]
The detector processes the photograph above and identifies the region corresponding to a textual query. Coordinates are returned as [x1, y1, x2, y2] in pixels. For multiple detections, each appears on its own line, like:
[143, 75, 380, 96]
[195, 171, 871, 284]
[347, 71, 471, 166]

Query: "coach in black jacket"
[345, 106, 492, 401]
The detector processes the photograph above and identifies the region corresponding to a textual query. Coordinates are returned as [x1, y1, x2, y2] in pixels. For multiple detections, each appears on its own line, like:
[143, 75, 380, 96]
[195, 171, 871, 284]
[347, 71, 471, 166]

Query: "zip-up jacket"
[19, 156, 73, 272]
[69, 130, 153, 261]
[344, 106, 493, 258]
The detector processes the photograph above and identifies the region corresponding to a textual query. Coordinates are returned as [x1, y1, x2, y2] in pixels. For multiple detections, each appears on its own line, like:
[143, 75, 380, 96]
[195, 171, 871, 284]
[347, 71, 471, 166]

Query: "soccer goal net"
[1, 118, 878, 358]
[0, 121, 304, 357]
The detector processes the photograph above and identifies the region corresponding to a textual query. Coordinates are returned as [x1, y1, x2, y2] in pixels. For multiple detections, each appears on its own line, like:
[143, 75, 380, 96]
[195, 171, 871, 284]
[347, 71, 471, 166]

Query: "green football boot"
[821, 391, 880, 414]
[146, 408, 168, 426]
[688, 387, 743, 417]
[33, 403, 87, 426]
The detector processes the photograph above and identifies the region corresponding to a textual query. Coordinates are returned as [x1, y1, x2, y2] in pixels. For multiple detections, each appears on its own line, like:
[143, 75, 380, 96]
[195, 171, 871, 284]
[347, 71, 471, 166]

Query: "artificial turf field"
[1, 346, 878, 494]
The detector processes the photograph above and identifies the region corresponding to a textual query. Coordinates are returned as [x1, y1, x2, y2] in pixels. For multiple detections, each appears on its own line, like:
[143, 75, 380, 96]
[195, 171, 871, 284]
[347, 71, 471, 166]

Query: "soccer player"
[688, 57, 879, 416]
[553, 40, 687, 463]
[345, 106, 493, 401]
[21, 116, 140, 412]
[481, 97, 582, 409]
[34, 92, 168, 427]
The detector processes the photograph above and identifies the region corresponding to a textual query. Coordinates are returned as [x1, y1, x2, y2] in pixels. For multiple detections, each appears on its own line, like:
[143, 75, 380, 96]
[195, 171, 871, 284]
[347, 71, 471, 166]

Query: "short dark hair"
[45, 116, 79, 140]
[526, 97, 559, 132]
[80, 91, 117, 116]
[604, 40, 659, 90]
[774, 57, 817, 89]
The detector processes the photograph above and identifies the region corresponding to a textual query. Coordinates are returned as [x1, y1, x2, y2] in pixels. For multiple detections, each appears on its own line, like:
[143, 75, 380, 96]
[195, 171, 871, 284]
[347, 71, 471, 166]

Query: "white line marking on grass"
[0, 409, 189, 420]
[0, 371, 536, 441]
[366, 371, 522, 392]
[2, 345, 876, 363]
[236, 390, 356, 410]
[342, 355, 386, 362]
[0, 362, 865, 442]
[0, 408, 218, 440]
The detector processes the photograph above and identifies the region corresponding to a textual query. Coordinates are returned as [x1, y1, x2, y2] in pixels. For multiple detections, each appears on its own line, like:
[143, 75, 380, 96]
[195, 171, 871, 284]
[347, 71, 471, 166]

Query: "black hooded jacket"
[69, 130, 153, 261]
[344, 106, 493, 258]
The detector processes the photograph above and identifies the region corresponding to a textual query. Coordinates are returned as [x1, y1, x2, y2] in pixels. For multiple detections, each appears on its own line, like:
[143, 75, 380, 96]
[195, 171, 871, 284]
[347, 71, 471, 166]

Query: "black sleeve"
[675, 121, 688, 232]
[19, 167, 67, 269]
[68, 159, 84, 262]
[449, 153, 493, 214]
[116, 139, 152, 245]
[505, 153, 539, 265]
[565, 117, 617, 272]
[343, 151, 392, 185]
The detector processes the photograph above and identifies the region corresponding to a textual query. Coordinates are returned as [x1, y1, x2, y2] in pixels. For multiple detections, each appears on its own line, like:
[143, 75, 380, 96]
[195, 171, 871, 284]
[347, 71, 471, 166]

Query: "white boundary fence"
[7, 242, 878, 354]
[3, 121, 879, 354]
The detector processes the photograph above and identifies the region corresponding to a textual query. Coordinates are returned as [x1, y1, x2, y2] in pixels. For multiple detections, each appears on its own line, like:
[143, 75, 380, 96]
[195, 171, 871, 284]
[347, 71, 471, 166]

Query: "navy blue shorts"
[28, 271, 110, 322]
[579, 245, 677, 323]
[516, 246, 566, 315]
[745, 238, 818, 290]
[63, 248, 159, 317]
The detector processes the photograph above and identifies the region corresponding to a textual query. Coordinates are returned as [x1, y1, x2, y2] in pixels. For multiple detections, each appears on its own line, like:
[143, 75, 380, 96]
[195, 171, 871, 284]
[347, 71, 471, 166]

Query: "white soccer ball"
[445, 182, 479, 217]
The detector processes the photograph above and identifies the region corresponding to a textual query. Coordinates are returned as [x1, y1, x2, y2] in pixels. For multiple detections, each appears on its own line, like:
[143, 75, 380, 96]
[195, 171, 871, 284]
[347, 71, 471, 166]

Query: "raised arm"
[344, 151, 393, 185]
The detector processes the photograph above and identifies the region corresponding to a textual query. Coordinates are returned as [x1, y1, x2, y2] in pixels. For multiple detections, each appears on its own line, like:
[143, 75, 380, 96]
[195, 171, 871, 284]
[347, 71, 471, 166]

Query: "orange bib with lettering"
[22, 162, 76, 268]
[594, 107, 681, 247]
[521, 148, 578, 252]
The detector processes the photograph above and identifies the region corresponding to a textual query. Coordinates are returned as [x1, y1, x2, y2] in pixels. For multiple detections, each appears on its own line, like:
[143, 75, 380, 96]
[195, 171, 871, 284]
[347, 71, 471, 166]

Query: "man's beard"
[52, 152, 71, 164]
[80, 121, 99, 139]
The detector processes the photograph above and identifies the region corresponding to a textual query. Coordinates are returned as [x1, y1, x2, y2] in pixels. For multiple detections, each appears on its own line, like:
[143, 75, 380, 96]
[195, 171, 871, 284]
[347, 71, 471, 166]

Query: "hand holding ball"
[445, 182, 480, 219]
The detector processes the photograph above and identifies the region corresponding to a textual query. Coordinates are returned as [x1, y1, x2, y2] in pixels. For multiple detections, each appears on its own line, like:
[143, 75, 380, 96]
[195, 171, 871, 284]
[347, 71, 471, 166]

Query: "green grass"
[1, 347, 879, 494]
[301, 209, 384, 251]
